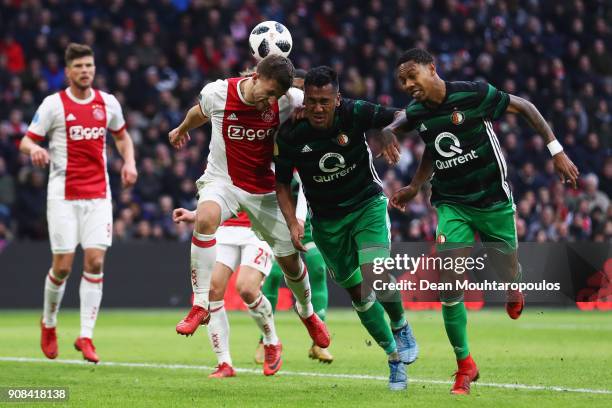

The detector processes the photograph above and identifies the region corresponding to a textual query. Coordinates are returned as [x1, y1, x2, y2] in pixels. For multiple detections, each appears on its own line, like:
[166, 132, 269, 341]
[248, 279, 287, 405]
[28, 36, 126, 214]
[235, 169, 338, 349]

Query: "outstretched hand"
[168, 127, 190, 149]
[121, 162, 138, 188]
[30, 145, 50, 168]
[173, 208, 196, 224]
[552, 152, 579, 189]
[379, 129, 401, 165]
[390, 185, 419, 212]
[289, 220, 307, 252]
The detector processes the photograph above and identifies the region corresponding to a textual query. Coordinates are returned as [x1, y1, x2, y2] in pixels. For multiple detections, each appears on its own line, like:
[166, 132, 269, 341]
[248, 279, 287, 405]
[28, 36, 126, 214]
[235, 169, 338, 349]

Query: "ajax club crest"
[92, 105, 105, 121]
[261, 109, 276, 122]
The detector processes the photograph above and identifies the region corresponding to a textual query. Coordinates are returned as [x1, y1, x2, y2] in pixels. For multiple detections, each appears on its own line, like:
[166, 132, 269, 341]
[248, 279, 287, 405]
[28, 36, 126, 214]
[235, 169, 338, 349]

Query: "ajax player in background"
[168, 54, 330, 349]
[384, 48, 579, 394]
[172, 209, 283, 378]
[275, 66, 418, 391]
[19, 43, 138, 363]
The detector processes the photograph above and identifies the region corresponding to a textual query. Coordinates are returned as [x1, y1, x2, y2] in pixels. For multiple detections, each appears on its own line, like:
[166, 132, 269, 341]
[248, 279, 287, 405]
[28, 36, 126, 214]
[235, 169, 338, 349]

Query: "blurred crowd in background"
[0, 0, 610, 246]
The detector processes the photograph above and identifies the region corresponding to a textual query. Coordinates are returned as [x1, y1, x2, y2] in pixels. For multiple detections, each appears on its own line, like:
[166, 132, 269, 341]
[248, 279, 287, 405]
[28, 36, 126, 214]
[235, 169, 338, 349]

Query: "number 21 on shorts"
[253, 248, 270, 267]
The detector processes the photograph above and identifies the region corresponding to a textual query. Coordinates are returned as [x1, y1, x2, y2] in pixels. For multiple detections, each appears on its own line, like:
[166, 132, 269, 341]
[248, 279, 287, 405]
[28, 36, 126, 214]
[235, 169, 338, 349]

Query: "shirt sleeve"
[403, 102, 422, 132]
[273, 124, 296, 184]
[26, 96, 56, 141]
[279, 87, 304, 124]
[105, 93, 126, 135]
[353, 99, 398, 129]
[198, 80, 223, 118]
[479, 82, 510, 120]
[293, 171, 308, 221]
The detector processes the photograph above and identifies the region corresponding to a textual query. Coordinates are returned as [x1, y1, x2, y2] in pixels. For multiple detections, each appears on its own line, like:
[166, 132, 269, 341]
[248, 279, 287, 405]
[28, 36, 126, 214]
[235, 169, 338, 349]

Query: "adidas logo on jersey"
[227, 113, 238, 121]
[301, 145, 312, 153]
[419, 123, 427, 132]
[66, 113, 77, 121]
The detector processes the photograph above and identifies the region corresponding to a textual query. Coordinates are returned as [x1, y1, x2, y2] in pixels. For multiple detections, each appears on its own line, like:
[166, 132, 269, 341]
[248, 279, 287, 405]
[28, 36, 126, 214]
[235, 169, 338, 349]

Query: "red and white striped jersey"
[198, 77, 303, 194]
[26, 88, 126, 200]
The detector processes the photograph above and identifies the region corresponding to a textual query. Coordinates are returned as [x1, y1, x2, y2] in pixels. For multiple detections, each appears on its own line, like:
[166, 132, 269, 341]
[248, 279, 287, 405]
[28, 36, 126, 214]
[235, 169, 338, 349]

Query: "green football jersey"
[275, 98, 396, 219]
[405, 81, 511, 208]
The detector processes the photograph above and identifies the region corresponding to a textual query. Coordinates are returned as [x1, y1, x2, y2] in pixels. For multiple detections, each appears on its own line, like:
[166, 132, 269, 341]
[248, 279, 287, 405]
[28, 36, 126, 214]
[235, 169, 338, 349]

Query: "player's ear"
[429, 63, 436, 76]
[335, 92, 341, 107]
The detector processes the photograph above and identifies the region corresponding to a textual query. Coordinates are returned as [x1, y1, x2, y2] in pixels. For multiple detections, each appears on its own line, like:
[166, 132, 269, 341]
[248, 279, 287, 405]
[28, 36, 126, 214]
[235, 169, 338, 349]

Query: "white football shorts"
[196, 178, 296, 257]
[47, 198, 112, 254]
[215, 226, 273, 275]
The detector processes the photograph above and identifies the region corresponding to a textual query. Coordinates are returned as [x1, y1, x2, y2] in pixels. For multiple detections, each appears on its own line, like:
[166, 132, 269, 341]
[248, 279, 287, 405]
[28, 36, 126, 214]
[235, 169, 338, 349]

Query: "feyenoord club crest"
[451, 110, 465, 125]
[92, 105, 105, 121]
[336, 133, 349, 146]
[261, 109, 276, 122]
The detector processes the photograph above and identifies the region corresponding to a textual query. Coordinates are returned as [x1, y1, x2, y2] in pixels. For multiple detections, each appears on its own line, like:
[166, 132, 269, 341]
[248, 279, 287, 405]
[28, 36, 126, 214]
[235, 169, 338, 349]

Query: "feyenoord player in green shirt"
[384, 48, 579, 395]
[255, 69, 333, 365]
[275, 66, 418, 391]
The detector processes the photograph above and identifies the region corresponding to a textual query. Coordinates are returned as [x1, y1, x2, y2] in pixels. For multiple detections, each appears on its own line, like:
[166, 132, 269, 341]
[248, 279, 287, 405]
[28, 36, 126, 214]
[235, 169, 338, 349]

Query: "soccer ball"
[249, 21, 293, 61]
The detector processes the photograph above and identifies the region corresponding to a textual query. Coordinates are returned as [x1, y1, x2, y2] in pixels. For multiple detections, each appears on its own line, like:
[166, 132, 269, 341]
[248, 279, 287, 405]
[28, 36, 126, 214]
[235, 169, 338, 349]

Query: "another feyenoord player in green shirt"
[384, 49, 579, 395]
[275, 66, 418, 391]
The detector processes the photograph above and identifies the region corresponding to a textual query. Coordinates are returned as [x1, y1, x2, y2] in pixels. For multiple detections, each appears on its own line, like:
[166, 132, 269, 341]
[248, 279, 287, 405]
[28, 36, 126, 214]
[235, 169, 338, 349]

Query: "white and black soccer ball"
[248, 21, 293, 61]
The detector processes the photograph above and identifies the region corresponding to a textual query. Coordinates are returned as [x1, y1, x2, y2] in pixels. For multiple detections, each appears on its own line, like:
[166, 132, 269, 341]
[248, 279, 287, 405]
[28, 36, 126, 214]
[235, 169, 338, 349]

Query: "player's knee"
[346, 284, 365, 303]
[209, 283, 225, 301]
[53, 266, 71, 279]
[52, 254, 73, 278]
[236, 282, 259, 304]
[276, 254, 301, 279]
[308, 266, 326, 285]
[194, 211, 219, 235]
[85, 257, 104, 274]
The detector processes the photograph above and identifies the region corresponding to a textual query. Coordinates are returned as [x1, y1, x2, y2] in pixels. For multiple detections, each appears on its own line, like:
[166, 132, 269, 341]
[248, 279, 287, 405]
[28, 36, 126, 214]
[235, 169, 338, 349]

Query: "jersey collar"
[65, 87, 96, 105]
[236, 78, 254, 106]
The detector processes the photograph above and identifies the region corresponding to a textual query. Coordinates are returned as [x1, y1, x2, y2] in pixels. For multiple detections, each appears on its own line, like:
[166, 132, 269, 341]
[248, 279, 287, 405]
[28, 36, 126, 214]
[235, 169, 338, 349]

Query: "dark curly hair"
[304, 66, 339, 91]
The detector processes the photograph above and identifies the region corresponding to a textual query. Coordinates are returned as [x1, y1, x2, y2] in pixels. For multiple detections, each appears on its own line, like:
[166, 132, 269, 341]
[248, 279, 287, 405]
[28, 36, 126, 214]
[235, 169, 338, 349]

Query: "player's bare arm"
[173, 208, 196, 224]
[169, 104, 209, 149]
[391, 151, 433, 211]
[507, 94, 579, 188]
[113, 129, 138, 188]
[295, 180, 307, 228]
[379, 111, 405, 165]
[19, 135, 50, 168]
[380, 111, 409, 165]
[276, 182, 307, 252]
